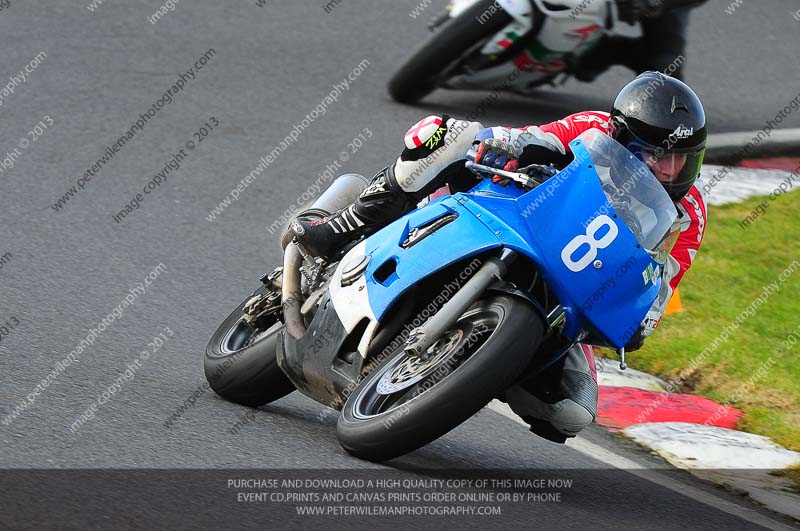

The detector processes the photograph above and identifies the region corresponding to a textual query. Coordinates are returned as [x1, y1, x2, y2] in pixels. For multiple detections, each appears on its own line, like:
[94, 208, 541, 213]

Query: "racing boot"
[290, 165, 411, 257]
[505, 344, 598, 443]
[290, 115, 483, 258]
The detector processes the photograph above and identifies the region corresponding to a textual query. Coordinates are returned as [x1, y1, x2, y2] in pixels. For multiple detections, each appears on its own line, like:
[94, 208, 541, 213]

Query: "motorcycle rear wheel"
[336, 294, 544, 461]
[204, 286, 295, 407]
[388, 0, 512, 103]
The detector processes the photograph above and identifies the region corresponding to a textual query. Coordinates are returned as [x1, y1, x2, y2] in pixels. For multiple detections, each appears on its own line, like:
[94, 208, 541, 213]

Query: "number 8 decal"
[560, 215, 619, 272]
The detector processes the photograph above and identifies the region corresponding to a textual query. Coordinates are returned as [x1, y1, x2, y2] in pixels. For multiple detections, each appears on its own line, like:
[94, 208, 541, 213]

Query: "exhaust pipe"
[280, 173, 370, 339]
[280, 173, 369, 250]
[282, 242, 306, 339]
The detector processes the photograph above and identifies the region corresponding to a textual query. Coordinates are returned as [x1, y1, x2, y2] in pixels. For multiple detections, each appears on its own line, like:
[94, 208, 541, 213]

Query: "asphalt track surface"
[1, 1, 799, 529]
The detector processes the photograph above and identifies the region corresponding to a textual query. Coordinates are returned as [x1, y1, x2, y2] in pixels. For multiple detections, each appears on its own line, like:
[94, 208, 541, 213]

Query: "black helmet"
[609, 72, 707, 201]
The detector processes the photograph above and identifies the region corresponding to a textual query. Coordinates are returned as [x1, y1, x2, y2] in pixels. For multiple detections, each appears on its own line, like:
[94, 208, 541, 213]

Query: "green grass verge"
[629, 190, 800, 452]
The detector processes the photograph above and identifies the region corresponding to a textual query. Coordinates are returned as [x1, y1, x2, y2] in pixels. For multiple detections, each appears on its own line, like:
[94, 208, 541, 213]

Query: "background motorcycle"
[389, 0, 627, 103]
[389, 0, 698, 103]
[204, 130, 677, 461]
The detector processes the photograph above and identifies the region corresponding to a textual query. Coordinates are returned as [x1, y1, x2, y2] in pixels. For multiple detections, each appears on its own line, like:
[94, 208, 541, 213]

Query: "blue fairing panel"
[514, 141, 661, 347]
[360, 198, 503, 320]
[357, 136, 663, 349]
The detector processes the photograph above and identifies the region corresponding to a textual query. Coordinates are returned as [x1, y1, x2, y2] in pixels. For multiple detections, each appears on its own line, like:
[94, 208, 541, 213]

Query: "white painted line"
[701, 165, 794, 206]
[623, 423, 800, 521]
[488, 401, 797, 531]
[623, 423, 800, 470]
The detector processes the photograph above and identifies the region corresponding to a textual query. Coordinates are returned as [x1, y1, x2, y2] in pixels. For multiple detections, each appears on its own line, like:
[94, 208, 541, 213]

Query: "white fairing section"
[480, 21, 531, 54]
[536, 0, 609, 52]
[497, 0, 533, 24]
[450, 0, 533, 25]
[327, 241, 379, 358]
[449, 0, 483, 18]
[532, 0, 605, 14]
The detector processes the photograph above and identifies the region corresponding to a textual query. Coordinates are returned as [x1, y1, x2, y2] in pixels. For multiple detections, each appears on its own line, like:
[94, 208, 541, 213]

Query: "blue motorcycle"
[204, 129, 677, 461]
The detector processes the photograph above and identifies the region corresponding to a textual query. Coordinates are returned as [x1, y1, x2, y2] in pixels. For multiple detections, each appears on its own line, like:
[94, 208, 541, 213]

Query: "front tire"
[388, 0, 512, 103]
[337, 294, 544, 461]
[205, 287, 295, 407]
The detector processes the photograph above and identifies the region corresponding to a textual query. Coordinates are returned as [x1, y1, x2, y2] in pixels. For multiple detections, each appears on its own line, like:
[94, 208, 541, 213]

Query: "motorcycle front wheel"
[336, 294, 544, 461]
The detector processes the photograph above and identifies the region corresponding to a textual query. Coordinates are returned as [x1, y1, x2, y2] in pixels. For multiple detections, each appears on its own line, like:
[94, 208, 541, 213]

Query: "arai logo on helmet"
[672, 125, 694, 139]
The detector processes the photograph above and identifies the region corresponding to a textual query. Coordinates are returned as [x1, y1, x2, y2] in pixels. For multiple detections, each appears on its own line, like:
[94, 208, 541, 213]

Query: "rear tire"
[205, 287, 295, 407]
[388, 0, 512, 103]
[337, 294, 544, 461]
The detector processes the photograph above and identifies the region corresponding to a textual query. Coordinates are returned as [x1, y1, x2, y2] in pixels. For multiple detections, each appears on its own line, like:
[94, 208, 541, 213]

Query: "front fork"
[403, 249, 517, 356]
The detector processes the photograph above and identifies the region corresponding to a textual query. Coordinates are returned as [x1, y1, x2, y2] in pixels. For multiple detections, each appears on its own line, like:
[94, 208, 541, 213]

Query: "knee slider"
[548, 399, 594, 436]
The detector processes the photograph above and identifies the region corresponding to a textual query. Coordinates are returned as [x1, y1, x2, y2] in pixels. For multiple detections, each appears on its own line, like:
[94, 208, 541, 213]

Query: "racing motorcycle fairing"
[279, 131, 675, 407]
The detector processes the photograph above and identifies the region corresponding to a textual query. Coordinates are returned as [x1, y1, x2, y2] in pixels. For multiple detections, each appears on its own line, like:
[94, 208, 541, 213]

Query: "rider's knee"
[505, 385, 595, 438]
[547, 399, 595, 437]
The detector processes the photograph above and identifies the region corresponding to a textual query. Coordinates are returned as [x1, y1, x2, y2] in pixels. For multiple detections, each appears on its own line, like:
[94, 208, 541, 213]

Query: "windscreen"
[576, 129, 678, 252]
